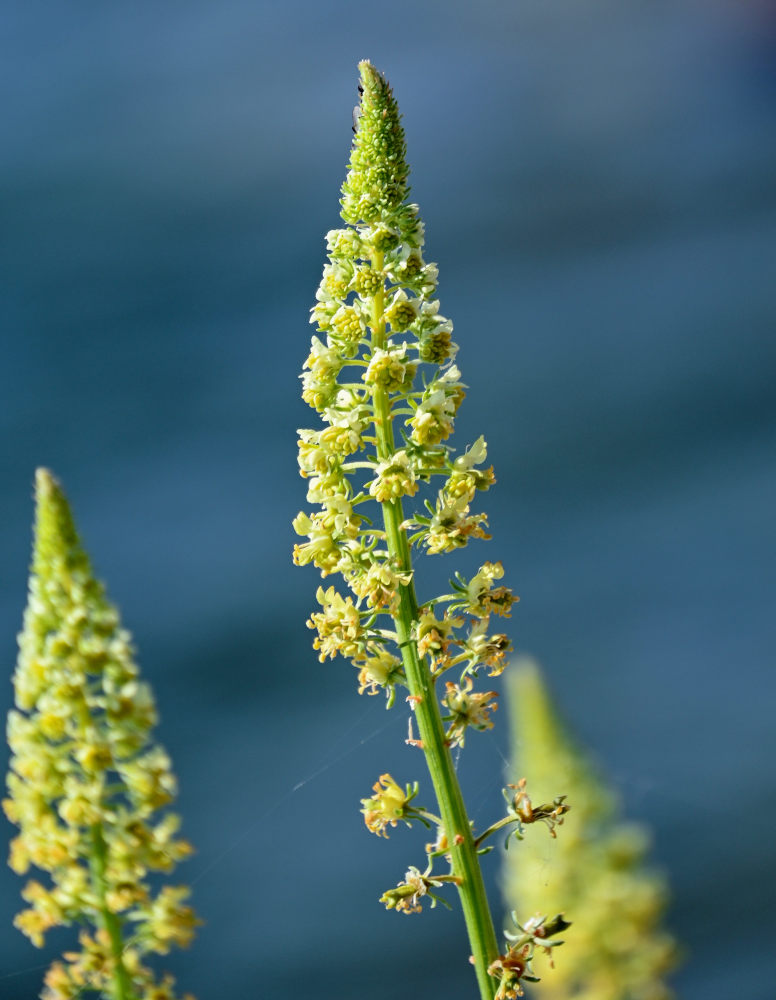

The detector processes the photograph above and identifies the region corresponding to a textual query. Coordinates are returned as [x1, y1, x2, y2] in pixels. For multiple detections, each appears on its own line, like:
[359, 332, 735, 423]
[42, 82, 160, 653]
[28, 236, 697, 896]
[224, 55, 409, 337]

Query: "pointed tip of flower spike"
[357, 59, 386, 91]
[507, 657, 565, 752]
[31, 467, 88, 579]
[35, 465, 57, 494]
[342, 60, 409, 225]
[510, 657, 541, 701]
[34, 467, 68, 517]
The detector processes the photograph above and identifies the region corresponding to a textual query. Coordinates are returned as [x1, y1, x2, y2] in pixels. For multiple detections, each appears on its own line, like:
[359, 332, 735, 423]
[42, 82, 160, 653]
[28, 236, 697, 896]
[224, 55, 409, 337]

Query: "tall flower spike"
[4, 470, 198, 1000]
[295, 62, 561, 1000]
[503, 660, 679, 1000]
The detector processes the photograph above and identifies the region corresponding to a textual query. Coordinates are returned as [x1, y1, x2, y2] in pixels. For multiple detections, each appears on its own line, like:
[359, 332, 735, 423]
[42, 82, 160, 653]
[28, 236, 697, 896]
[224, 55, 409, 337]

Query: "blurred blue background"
[2, 1, 775, 997]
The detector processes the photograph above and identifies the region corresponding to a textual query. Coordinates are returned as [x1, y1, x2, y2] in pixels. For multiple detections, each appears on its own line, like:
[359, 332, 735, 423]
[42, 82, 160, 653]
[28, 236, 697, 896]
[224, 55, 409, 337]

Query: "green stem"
[370, 253, 499, 1000]
[89, 823, 136, 1000]
[474, 815, 519, 848]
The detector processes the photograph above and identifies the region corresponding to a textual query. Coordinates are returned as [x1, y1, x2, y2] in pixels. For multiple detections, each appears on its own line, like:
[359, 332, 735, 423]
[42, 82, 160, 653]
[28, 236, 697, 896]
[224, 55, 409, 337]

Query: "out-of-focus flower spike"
[503, 659, 679, 1000]
[5, 469, 199, 1000]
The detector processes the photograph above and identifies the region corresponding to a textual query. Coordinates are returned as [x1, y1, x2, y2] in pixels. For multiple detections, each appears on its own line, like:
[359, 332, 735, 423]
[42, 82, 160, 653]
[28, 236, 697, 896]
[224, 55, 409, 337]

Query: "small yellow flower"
[409, 388, 456, 446]
[462, 617, 511, 676]
[422, 491, 491, 555]
[443, 676, 498, 746]
[361, 774, 421, 837]
[385, 289, 419, 331]
[466, 562, 517, 618]
[356, 649, 403, 699]
[369, 451, 419, 503]
[414, 609, 461, 666]
[307, 585, 365, 661]
[349, 559, 411, 612]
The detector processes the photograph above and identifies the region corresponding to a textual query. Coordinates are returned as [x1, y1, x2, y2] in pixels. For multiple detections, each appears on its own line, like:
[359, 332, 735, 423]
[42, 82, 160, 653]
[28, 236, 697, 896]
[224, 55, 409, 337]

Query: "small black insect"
[352, 82, 364, 142]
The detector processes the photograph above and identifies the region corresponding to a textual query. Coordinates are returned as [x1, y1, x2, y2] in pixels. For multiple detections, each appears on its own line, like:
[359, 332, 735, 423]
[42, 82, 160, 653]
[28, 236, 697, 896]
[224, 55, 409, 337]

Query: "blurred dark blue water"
[2, 2, 775, 997]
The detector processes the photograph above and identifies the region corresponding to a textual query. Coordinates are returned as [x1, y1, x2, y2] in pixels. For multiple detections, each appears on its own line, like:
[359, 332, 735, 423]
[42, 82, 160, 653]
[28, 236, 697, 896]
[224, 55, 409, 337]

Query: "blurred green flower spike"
[4, 469, 198, 1000]
[504, 659, 680, 1000]
[294, 62, 570, 1000]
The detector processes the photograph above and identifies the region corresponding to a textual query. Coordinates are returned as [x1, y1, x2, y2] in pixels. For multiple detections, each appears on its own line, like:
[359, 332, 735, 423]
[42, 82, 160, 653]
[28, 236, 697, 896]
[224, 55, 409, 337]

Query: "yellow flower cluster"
[4, 469, 198, 1000]
[42, 928, 196, 1000]
[293, 62, 515, 718]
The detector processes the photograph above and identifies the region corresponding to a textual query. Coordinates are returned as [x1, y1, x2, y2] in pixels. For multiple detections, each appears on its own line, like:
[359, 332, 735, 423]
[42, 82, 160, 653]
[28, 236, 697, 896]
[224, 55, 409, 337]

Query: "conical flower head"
[5, 469, 197, 998]
[503, 660, 679, 1000]
[298, 61, 507, 703]
[30, 466, 88, 582]
[341, 61, 410, 225]
[14, 469, 127, 716]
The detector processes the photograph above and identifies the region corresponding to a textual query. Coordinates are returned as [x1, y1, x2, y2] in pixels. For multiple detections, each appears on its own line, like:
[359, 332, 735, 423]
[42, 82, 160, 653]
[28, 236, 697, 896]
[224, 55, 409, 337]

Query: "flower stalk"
[370, 248, 500, 997]
[295, 62, 569, 998]
[89, 822, 135, 1000]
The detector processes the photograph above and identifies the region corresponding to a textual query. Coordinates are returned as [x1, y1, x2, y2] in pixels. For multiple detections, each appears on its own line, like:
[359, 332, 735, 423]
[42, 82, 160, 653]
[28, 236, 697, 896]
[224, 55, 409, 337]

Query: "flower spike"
[5, 470, 198, 1000]
[294, 63, 567, 1000]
